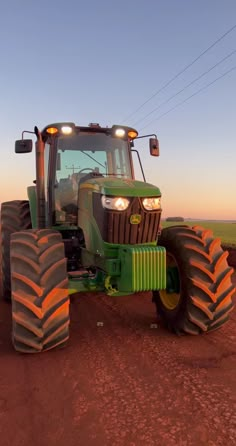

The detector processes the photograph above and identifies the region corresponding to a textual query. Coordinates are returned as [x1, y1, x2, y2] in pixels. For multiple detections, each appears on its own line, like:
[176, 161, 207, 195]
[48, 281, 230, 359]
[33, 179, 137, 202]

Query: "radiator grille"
[94, 196, 161, 244]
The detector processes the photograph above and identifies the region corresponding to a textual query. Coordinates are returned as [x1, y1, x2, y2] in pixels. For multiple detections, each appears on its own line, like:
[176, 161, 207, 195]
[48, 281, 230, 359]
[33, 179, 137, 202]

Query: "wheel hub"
[159, 254, 181, 310]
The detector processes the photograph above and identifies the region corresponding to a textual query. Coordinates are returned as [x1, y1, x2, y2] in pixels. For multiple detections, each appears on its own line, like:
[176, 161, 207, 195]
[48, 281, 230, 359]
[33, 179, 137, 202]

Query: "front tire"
[1, 200, 31, 300]
[153, 225, 235, 334]
[11, 229, 70, 353]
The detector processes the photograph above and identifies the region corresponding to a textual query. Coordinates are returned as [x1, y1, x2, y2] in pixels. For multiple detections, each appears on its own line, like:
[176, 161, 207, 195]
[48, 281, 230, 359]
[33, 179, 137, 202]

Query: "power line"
[139, 65, 236, 131]
[121, 24, 236, 123]
[133, 49, 236, 127]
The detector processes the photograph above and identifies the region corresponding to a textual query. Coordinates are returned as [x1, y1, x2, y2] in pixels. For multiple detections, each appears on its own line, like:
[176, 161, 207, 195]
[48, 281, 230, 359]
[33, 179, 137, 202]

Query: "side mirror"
[149, 137, 159, 157]
[15, 139, 33, 153]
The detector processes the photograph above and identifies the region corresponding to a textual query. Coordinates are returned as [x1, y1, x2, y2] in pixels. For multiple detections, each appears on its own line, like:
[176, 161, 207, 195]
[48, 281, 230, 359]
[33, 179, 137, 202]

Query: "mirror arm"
[21, 130, 36, 139]
[131, 149, 146, 182]
[134, 133, 157, 140]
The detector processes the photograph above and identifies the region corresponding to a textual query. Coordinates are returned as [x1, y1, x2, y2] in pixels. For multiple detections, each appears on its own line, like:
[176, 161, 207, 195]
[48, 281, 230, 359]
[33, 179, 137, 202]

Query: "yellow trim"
[68, 289, 78, 295]
[159, 252, 181, 310]
[79, 183, 100, 191]
[159, 290, 180, 310]
[105, 276, 118, 296]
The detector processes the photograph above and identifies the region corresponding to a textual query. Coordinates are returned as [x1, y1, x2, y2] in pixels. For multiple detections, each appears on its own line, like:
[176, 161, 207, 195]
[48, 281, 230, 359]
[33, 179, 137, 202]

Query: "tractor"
[1, 122, 235, 353]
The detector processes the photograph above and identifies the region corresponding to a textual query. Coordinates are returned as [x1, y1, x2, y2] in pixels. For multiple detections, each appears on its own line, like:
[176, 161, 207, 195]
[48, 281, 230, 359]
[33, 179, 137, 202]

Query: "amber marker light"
[128, 130, 138, 139]
[46, 127, 58, 135]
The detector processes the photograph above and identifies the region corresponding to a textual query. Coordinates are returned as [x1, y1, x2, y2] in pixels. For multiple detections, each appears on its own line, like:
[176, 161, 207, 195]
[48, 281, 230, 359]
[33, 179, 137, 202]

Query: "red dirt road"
[0, 273, 236, 446]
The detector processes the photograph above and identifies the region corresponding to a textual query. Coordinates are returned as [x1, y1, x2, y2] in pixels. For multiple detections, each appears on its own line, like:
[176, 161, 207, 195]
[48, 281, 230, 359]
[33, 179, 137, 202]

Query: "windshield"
[56, 132, 132, 180]
[54, 132, 132, 224]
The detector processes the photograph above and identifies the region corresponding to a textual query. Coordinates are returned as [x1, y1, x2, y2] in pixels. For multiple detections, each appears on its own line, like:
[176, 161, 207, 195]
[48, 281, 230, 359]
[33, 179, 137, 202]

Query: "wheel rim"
[159, 253, 181, 310]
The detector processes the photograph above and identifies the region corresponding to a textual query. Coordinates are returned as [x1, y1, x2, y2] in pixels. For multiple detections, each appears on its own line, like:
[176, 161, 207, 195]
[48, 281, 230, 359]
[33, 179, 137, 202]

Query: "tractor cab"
[49, 124, 135, 225]
[15, 122, 160, 231]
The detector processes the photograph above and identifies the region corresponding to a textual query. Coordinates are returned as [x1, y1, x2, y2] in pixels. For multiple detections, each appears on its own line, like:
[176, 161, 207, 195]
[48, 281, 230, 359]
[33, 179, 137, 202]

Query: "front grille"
[93, 195, 161, 244]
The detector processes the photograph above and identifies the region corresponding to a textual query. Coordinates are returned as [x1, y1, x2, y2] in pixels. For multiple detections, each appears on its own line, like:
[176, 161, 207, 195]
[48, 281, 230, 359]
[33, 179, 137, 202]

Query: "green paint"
[27, 186, 37, 228]
[117, 245, 166, 293]
[80, 177, 161, 197]
[78, 186, 105, 255]
[68, 269, 105, 294]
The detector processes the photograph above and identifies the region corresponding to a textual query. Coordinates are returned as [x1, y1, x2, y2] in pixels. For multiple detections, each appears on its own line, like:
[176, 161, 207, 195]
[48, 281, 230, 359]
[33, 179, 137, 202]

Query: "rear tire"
[1, 201, 31, 300]
[10, 229, 70, 353]
[153, 225, 235, 334]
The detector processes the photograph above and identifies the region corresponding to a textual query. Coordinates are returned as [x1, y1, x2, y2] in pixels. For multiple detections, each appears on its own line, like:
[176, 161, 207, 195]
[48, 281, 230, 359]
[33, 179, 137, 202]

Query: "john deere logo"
[130, 214, 141, 224]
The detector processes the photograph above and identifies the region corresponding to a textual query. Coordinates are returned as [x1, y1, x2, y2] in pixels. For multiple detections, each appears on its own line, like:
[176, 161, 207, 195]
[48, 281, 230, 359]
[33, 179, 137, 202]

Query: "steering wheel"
[72, 168, 95, 182]
[77, 168, 94, 175]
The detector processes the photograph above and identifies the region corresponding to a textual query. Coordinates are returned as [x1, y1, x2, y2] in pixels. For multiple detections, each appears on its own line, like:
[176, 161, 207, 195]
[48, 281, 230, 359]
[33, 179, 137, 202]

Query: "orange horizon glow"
[0, 153, 235, 222]
[0, 188, 235, 221]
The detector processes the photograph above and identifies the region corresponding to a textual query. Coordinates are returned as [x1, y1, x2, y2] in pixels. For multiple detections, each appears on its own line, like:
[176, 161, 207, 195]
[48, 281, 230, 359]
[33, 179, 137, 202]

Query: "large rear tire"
[1, 201, 31, 300]
[10, 229, 70, 353]
[153, 225, 235, 334]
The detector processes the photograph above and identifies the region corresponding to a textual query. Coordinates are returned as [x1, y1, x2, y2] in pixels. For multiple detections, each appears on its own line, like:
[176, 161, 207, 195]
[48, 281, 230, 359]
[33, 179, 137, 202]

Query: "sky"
[0, 0, 235, 220]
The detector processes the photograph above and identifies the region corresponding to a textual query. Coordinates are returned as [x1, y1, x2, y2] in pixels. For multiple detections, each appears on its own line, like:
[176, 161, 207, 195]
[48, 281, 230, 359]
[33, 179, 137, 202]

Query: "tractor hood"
[80, 177, 161, 197]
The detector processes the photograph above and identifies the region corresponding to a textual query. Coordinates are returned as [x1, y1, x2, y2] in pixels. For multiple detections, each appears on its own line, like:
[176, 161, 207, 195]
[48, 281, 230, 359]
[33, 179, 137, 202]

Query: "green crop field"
[161, 220, 236, 247]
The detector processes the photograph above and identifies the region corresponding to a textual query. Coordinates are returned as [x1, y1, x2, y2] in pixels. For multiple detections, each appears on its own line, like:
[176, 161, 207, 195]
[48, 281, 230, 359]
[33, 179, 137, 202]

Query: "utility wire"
[133, 49, 236, 127]
[139, 65, 236, 131]
[121, 24, 236, 123]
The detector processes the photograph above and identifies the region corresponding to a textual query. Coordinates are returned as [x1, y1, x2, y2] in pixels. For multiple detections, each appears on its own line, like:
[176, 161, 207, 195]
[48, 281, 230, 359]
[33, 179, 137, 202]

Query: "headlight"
[61, 125, 73, 135]
[142, 197, 161, 211]
[115, 128, 126, 137]
[101, 195, 130, 211]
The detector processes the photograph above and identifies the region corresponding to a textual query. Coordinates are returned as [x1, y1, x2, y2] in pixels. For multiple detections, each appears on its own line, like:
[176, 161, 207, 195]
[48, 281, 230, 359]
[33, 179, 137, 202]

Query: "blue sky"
[0, 0, 235, 219]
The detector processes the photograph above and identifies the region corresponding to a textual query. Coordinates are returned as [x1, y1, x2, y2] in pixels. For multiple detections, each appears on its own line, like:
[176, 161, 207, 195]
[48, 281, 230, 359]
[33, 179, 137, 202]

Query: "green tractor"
[1, 122, 235, 353]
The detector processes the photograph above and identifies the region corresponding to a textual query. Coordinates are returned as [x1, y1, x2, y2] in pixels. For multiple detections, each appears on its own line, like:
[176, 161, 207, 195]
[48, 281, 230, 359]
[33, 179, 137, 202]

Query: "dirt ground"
[0, 270, 235, 446]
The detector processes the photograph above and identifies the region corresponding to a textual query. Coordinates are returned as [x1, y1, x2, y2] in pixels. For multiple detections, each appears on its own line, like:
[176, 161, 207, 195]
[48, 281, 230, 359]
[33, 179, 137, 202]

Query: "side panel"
[27, 186, 37, 228]
[78, 187, 105, 255]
